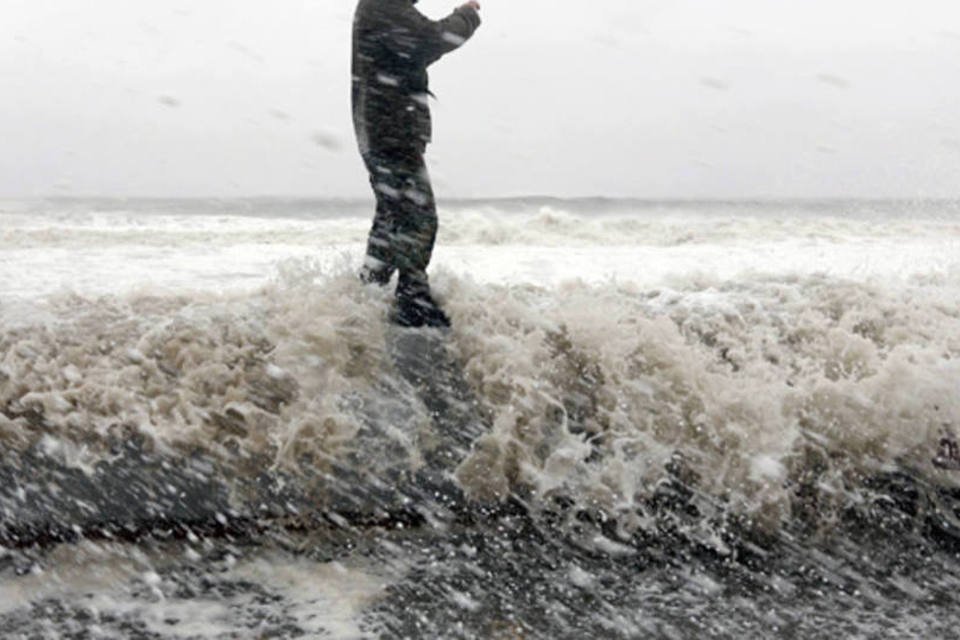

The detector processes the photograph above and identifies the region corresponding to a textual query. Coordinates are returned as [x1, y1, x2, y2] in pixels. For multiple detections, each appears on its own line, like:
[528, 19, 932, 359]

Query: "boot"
[394, 276, 451, 329]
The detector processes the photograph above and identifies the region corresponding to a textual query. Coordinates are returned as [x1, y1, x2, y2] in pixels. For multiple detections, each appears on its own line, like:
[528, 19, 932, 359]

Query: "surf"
[2, 259, 958, 548]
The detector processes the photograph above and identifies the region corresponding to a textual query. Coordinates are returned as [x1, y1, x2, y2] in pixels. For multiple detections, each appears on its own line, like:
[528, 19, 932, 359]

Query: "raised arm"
[384, 2, 482, 66]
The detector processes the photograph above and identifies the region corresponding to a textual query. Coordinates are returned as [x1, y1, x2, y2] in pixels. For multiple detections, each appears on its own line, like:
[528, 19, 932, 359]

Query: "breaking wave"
[3, 261, 959, 538]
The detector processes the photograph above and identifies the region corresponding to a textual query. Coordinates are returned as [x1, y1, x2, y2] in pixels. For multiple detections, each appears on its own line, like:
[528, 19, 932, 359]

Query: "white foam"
[1, 200, 959, 529]
[1, 200, 959, 299]
[0, 541, 391, 638]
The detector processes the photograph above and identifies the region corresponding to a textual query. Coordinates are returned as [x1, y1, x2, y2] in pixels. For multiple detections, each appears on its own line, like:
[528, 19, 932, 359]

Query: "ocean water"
[1, 197, 960, 638]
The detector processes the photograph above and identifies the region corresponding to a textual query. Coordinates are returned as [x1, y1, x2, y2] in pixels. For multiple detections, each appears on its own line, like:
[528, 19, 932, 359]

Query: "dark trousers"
[362, 145, 437, 293]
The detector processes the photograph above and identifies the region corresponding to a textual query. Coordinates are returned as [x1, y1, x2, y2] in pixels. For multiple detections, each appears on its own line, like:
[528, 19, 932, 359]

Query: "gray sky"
[3, 0, 960, 198]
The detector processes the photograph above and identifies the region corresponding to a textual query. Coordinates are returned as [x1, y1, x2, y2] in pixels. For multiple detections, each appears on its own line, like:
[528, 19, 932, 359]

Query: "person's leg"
[360, 146, 438, 284]
[362, 145, 448, 327]
[359, 151, 399, 285]
[390, 146, 437, 291]
[384, 146, 450, 327]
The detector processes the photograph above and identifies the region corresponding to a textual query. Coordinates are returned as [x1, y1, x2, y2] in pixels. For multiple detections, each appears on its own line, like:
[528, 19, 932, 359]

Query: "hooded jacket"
[352, 0, 481, 153]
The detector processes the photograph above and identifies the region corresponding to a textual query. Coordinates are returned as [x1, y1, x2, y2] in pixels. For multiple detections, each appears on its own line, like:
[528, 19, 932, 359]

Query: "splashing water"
[2, 198, 960, 637]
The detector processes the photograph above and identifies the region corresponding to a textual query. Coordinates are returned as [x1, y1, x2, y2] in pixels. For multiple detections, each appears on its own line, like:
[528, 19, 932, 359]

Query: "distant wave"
[3, 200, 960, 250]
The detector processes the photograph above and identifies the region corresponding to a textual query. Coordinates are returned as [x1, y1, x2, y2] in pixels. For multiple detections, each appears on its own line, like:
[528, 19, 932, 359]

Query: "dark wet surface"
[4, 500, 960, 639]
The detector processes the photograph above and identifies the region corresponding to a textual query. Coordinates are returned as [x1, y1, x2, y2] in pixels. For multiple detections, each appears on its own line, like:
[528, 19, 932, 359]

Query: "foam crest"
[2, 266, 958, 533]
[0, 262, 398, 476]
[443, 272, 960, 527]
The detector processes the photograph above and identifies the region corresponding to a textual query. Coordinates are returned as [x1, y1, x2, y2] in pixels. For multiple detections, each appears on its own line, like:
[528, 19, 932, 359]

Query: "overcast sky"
[3, 0, 960, 198]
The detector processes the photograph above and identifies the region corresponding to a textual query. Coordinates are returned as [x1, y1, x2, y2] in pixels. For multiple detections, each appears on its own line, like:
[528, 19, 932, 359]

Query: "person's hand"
[461, 1, 480, 11]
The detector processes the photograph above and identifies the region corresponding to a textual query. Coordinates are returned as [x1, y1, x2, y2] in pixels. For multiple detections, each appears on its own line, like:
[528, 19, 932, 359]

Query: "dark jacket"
[352, 0, 481, 153]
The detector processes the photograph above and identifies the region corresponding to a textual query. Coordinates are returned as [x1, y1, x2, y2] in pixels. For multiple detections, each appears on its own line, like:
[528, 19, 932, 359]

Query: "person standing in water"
[352, 0, 482, 328]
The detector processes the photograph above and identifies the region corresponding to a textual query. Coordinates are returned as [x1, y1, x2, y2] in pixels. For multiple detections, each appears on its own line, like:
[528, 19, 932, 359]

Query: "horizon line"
[4, 194, 960, 204]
